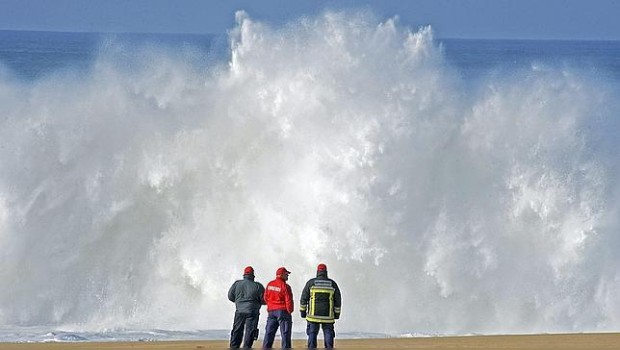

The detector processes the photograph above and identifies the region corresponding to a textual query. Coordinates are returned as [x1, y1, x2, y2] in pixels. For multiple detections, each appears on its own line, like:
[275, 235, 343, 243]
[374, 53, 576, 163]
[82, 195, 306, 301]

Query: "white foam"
[0, 10, 618, 336]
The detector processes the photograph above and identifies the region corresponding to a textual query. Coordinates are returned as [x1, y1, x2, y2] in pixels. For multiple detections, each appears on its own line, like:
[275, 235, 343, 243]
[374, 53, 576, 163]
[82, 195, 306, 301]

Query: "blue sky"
[0, 0, 618, 40]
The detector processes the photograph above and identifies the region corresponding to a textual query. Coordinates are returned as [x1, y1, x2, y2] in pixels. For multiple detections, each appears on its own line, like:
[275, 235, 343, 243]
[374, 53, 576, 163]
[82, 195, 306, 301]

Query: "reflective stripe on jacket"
[300, 271, 341, 323]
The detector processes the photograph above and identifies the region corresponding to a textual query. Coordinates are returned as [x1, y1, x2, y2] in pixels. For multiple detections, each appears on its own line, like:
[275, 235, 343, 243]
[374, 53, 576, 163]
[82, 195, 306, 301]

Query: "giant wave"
[0, 10, 619, 337]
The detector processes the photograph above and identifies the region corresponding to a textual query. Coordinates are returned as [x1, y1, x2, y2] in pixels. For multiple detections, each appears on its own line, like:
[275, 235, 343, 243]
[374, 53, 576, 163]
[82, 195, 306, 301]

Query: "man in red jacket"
[262, 267, 294, 348]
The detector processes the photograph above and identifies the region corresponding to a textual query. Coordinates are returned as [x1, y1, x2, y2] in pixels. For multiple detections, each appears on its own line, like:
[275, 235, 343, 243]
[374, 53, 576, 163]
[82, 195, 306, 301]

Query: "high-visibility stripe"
[306, 316, 335, 323]
[313, 280, 334, 287]
[309, 286, 335, 321]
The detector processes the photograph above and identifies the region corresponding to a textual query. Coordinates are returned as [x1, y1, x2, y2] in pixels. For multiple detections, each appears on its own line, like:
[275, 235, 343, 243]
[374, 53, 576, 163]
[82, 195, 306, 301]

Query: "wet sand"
[0, 333, 618, 349]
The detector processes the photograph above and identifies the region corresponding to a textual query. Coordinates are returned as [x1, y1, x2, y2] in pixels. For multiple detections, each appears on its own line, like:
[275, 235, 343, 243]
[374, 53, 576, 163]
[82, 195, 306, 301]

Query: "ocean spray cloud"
[0, 11, 618, 334]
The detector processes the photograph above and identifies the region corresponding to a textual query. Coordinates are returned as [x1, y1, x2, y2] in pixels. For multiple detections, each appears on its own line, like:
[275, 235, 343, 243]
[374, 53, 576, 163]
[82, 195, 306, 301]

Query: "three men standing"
[300, 264, 342, 349]
[228, 266, 265, 348]
[229, 264, 342, 348]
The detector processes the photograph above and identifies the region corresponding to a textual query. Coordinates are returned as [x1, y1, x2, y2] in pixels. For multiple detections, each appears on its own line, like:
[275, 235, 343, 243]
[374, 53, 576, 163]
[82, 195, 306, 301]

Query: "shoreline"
[0, 332, 619, 349]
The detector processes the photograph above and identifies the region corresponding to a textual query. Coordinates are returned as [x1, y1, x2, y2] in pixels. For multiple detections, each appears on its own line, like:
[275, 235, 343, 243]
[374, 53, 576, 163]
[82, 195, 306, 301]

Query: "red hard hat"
[244, 266, 254, 275]
[317, 263, 327, 272]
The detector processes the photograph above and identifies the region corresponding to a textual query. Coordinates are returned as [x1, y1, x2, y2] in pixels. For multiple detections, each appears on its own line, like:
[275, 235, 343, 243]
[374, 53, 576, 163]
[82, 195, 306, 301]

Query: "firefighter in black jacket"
[300, 264, 342, 348]
[228, 266, 266, 348]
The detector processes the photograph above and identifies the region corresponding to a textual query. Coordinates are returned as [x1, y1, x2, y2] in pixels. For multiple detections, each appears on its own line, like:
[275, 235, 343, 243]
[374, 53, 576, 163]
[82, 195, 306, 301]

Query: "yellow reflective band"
[306, 316, 335, 324]
[309, 286, 335, 320]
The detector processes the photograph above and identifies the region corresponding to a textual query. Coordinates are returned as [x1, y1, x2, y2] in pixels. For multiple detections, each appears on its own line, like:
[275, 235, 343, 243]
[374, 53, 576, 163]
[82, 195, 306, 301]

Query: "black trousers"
[230, 310, 260, 348]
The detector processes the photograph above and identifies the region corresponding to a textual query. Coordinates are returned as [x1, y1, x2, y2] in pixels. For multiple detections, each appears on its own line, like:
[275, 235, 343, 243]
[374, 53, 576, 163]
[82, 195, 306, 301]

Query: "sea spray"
[0, 11, 619, 335]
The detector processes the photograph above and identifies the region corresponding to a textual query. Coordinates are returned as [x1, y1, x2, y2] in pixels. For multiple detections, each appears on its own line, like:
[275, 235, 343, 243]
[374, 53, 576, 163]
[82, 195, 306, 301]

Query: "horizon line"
[1, 28, 619, 43]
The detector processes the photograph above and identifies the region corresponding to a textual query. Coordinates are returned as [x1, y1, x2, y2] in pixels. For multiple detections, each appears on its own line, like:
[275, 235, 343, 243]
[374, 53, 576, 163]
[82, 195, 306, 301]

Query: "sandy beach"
[0, 333, 618, 349]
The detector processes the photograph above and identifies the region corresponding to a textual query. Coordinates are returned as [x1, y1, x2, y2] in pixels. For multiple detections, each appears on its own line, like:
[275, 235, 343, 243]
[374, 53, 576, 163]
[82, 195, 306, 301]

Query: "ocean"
[1, 11, 620, 342]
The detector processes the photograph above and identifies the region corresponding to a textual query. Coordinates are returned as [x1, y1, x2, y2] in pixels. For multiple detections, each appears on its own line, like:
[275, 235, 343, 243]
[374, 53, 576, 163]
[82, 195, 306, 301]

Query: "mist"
[0, 11, 619, 335]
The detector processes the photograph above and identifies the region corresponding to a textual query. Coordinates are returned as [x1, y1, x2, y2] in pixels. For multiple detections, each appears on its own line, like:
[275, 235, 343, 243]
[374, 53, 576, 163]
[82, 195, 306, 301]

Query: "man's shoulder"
[239, 279, 263, 287]
[320, 276, 338, 283]
[266, 278, 281, 287]
[268, 279, 291, 287]
[311, 278, 337, 288]
[229, 280, 242, 293]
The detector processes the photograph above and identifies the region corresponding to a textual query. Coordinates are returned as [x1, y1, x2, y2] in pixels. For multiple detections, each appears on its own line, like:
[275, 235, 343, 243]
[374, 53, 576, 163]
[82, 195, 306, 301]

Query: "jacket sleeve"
[299, 280, 311, 312]
[333, 280, 342, 318]
[285, 284, 294, 313]
[228, 281, 237, 302]
[258, 283, 266, 305]
[263, 284, 270, 306]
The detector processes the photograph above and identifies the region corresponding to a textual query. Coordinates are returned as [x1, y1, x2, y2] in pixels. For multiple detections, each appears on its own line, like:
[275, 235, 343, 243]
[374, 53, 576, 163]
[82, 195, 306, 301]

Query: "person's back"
[229, 276, 264, 313]
[300, 264, 341, 348]
[262, 267, 294, 349]
[264, 277, 294, 313]
[228, 266, 265, 348]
